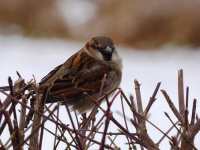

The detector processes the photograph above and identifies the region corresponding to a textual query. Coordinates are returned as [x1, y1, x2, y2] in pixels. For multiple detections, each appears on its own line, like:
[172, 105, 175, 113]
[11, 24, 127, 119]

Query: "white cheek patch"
[96, 51, 104, 60]
[112, 52, 119, 62]
[112, 51, 122, 69]
[84, 47, 104, 60]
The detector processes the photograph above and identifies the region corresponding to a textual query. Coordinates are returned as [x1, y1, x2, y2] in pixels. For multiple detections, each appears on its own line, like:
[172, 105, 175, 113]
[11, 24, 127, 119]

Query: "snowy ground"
[1, 35, 200, 149]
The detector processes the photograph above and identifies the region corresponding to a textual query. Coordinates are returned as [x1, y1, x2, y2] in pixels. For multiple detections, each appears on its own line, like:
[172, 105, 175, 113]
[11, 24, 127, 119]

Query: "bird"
[39, 36, 122, 113]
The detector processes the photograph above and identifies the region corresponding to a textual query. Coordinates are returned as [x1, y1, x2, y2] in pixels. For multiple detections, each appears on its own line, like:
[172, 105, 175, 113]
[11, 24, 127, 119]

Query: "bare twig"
[161, 90, 184, 124]
[178, 69, 185, 118]
[29, 86, 44, 150]
[120, 94, 131, 149]
[157, 121, 179, 144]
[100, 98, 111, 150]
[65, 104, 83, 149]
[53, 104, 60, 149]
[145, 82, 161, 115]
[190, 99, 197, 126]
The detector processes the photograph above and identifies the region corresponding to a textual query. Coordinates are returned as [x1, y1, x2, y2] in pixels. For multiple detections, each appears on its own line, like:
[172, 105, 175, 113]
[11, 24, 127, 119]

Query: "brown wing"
[45, 52, 111, 103]
[39, 52, 79, 88]
[40, 64, 62, 85]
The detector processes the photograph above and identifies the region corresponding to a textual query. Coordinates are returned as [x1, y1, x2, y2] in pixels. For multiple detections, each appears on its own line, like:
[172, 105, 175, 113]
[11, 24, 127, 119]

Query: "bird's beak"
[105, 46, 113, 53]
[103, 47, 113, 61]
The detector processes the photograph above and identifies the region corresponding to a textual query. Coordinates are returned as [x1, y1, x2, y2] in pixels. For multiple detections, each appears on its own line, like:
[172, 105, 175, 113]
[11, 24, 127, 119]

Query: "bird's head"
[85, 36, 120, 63]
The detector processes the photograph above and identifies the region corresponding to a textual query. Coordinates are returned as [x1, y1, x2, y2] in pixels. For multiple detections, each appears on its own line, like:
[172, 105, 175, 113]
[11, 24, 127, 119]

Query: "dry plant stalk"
[161, 69, 200, 150]
[0, 69, 199, 150]
[29, 84, 44, 150]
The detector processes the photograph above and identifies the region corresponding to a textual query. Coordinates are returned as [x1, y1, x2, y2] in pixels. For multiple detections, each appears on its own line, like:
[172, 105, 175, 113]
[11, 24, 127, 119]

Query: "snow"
[0, 34, 200, 149]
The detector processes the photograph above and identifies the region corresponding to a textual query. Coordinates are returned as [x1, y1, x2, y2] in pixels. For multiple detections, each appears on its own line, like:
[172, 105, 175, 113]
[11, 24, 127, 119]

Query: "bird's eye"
[92, 44, 104, 52]
[98, 47, 106, 52]
[91, 44, 97, 49]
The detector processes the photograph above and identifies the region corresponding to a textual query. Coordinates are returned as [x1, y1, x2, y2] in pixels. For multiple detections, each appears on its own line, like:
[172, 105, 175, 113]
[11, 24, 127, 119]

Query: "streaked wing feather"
[40, 64, 63, 85]
[50, 57, 110, 99]
[39, 52, 79, 86]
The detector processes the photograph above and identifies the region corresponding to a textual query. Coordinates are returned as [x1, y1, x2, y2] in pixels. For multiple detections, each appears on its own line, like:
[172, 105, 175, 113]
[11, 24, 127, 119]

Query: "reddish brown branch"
[145, 82, 161, 115]
[161, 90, 184, 124]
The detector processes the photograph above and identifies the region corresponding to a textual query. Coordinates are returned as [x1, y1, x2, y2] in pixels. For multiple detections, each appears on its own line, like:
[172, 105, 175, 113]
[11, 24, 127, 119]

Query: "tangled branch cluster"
[0, 70, 199, 150]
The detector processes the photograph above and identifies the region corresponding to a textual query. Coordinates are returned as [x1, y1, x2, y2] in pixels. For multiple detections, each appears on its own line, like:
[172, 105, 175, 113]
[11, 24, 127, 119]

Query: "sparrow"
[39, 36, 122, 113]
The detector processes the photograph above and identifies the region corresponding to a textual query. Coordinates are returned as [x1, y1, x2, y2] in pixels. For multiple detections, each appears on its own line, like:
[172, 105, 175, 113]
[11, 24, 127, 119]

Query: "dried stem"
[29, 87, 44, 149]
[161, 90, 184, 124]
[178, 69, 185, 118]
[145, 82, 161, 115]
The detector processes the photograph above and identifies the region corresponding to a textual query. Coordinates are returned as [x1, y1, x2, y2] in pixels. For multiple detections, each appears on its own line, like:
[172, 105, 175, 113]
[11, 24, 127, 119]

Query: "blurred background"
[1, 0, 200, 48]
[1, 0, 200, 149]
